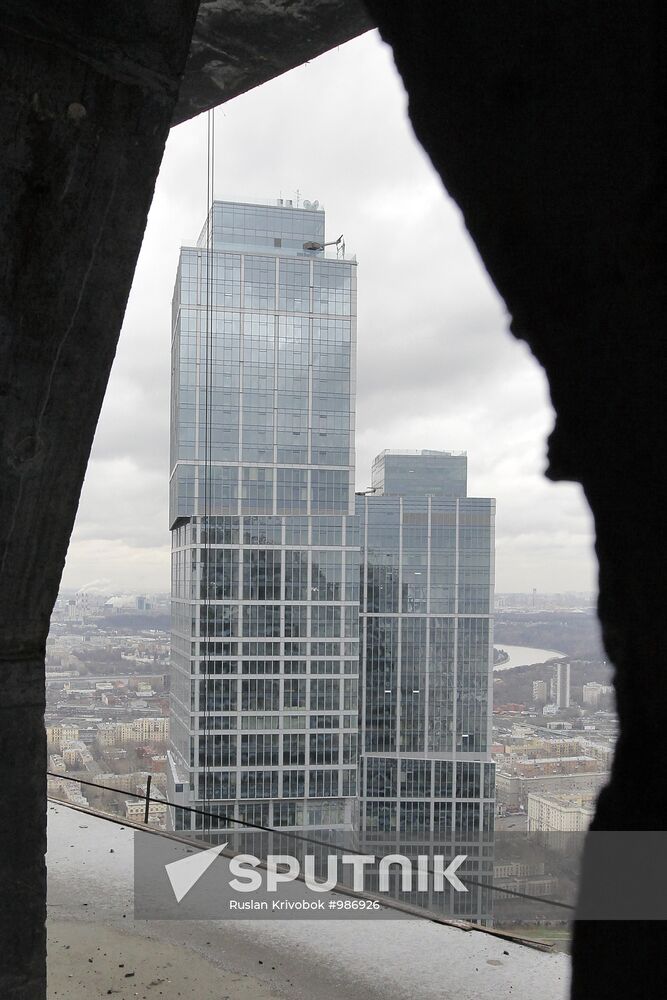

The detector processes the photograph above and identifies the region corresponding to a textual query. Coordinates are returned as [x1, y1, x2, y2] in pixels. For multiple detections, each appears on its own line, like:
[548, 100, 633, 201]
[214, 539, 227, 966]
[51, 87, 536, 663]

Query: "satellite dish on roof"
[303, 199, 312, 209]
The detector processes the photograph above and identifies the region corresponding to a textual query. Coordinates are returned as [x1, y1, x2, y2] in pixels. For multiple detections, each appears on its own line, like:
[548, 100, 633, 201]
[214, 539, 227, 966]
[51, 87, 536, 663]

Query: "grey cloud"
[64, 31, 595, 595]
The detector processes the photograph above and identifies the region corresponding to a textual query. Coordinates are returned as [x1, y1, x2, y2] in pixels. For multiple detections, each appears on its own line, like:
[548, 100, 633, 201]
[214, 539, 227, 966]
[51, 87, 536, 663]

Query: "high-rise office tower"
[167, 199, 359, 834]
[556, 661, 571, 709]
[357, 450, 496, 845]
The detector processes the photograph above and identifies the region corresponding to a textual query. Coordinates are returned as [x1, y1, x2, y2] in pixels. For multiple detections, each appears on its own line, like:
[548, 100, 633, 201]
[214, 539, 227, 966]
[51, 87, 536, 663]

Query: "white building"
[47, 775, 89, 808]
[582, 681, 614, 708]
[46, 724, 80, 749]
[125, 790, 167, 827]
[527, 791, 595, 832]
[96, 717, 169, 747]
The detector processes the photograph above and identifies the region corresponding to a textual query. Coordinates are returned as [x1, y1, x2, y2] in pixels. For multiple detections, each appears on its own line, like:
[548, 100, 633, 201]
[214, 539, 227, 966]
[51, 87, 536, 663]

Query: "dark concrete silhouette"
[1, 1, 664, 996]
[364, 2, 666, 996]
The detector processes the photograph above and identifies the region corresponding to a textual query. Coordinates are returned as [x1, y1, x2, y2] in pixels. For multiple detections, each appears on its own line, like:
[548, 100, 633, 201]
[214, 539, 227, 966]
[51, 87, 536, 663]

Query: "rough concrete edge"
[47, 797, 556, 952]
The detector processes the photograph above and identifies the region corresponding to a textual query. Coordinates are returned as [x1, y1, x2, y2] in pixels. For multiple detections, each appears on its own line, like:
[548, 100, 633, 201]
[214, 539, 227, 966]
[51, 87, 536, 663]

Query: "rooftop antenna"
[296, 188, 300, 207]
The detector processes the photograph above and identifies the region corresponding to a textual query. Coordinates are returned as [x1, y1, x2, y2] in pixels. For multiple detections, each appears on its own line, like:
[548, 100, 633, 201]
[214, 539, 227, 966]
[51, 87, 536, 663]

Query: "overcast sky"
[61, 31, 596, 597]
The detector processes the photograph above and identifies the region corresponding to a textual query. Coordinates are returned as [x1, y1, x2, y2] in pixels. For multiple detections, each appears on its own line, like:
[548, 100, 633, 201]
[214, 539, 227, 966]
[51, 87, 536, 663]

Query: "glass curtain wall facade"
[357, 452, 495, 918]
[371, 449, 468, 499]
[167, 200, 358, 834]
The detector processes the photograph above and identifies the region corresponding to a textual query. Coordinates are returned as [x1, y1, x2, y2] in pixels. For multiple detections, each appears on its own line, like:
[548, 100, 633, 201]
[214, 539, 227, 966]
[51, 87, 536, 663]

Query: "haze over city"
[61, 31, 595, 596]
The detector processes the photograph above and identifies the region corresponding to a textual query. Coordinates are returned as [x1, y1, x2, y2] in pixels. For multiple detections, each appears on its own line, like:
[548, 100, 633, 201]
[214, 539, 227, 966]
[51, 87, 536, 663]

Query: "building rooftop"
[373, 449, 467, 458]
[529, 792, 596, 809]
[47, 801, 569, 1000]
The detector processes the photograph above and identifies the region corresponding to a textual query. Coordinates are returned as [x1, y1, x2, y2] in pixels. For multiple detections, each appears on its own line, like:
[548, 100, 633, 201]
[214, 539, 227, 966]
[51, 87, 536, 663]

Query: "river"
[493, 643, 566, 670]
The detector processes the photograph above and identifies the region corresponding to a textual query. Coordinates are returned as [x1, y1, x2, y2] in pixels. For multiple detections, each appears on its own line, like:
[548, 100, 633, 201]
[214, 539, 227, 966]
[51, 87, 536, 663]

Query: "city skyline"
[59, 30, 595, 596]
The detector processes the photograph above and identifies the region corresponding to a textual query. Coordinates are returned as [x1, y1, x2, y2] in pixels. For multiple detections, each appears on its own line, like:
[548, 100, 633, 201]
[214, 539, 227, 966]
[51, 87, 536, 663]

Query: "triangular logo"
[165, 842, 228, 903]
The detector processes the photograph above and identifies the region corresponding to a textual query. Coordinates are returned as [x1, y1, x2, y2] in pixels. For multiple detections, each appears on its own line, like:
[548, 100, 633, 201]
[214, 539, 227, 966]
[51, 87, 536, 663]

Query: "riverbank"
[493, 645, 566, 671]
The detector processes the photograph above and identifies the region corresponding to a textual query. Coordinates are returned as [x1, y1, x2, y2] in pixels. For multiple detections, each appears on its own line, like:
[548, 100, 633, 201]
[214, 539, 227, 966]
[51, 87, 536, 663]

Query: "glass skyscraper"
[356, 451, 495, 921]
[357, 451, 495, 839]
[167, 200, 359, 833]
[166, 200, 495, 908]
